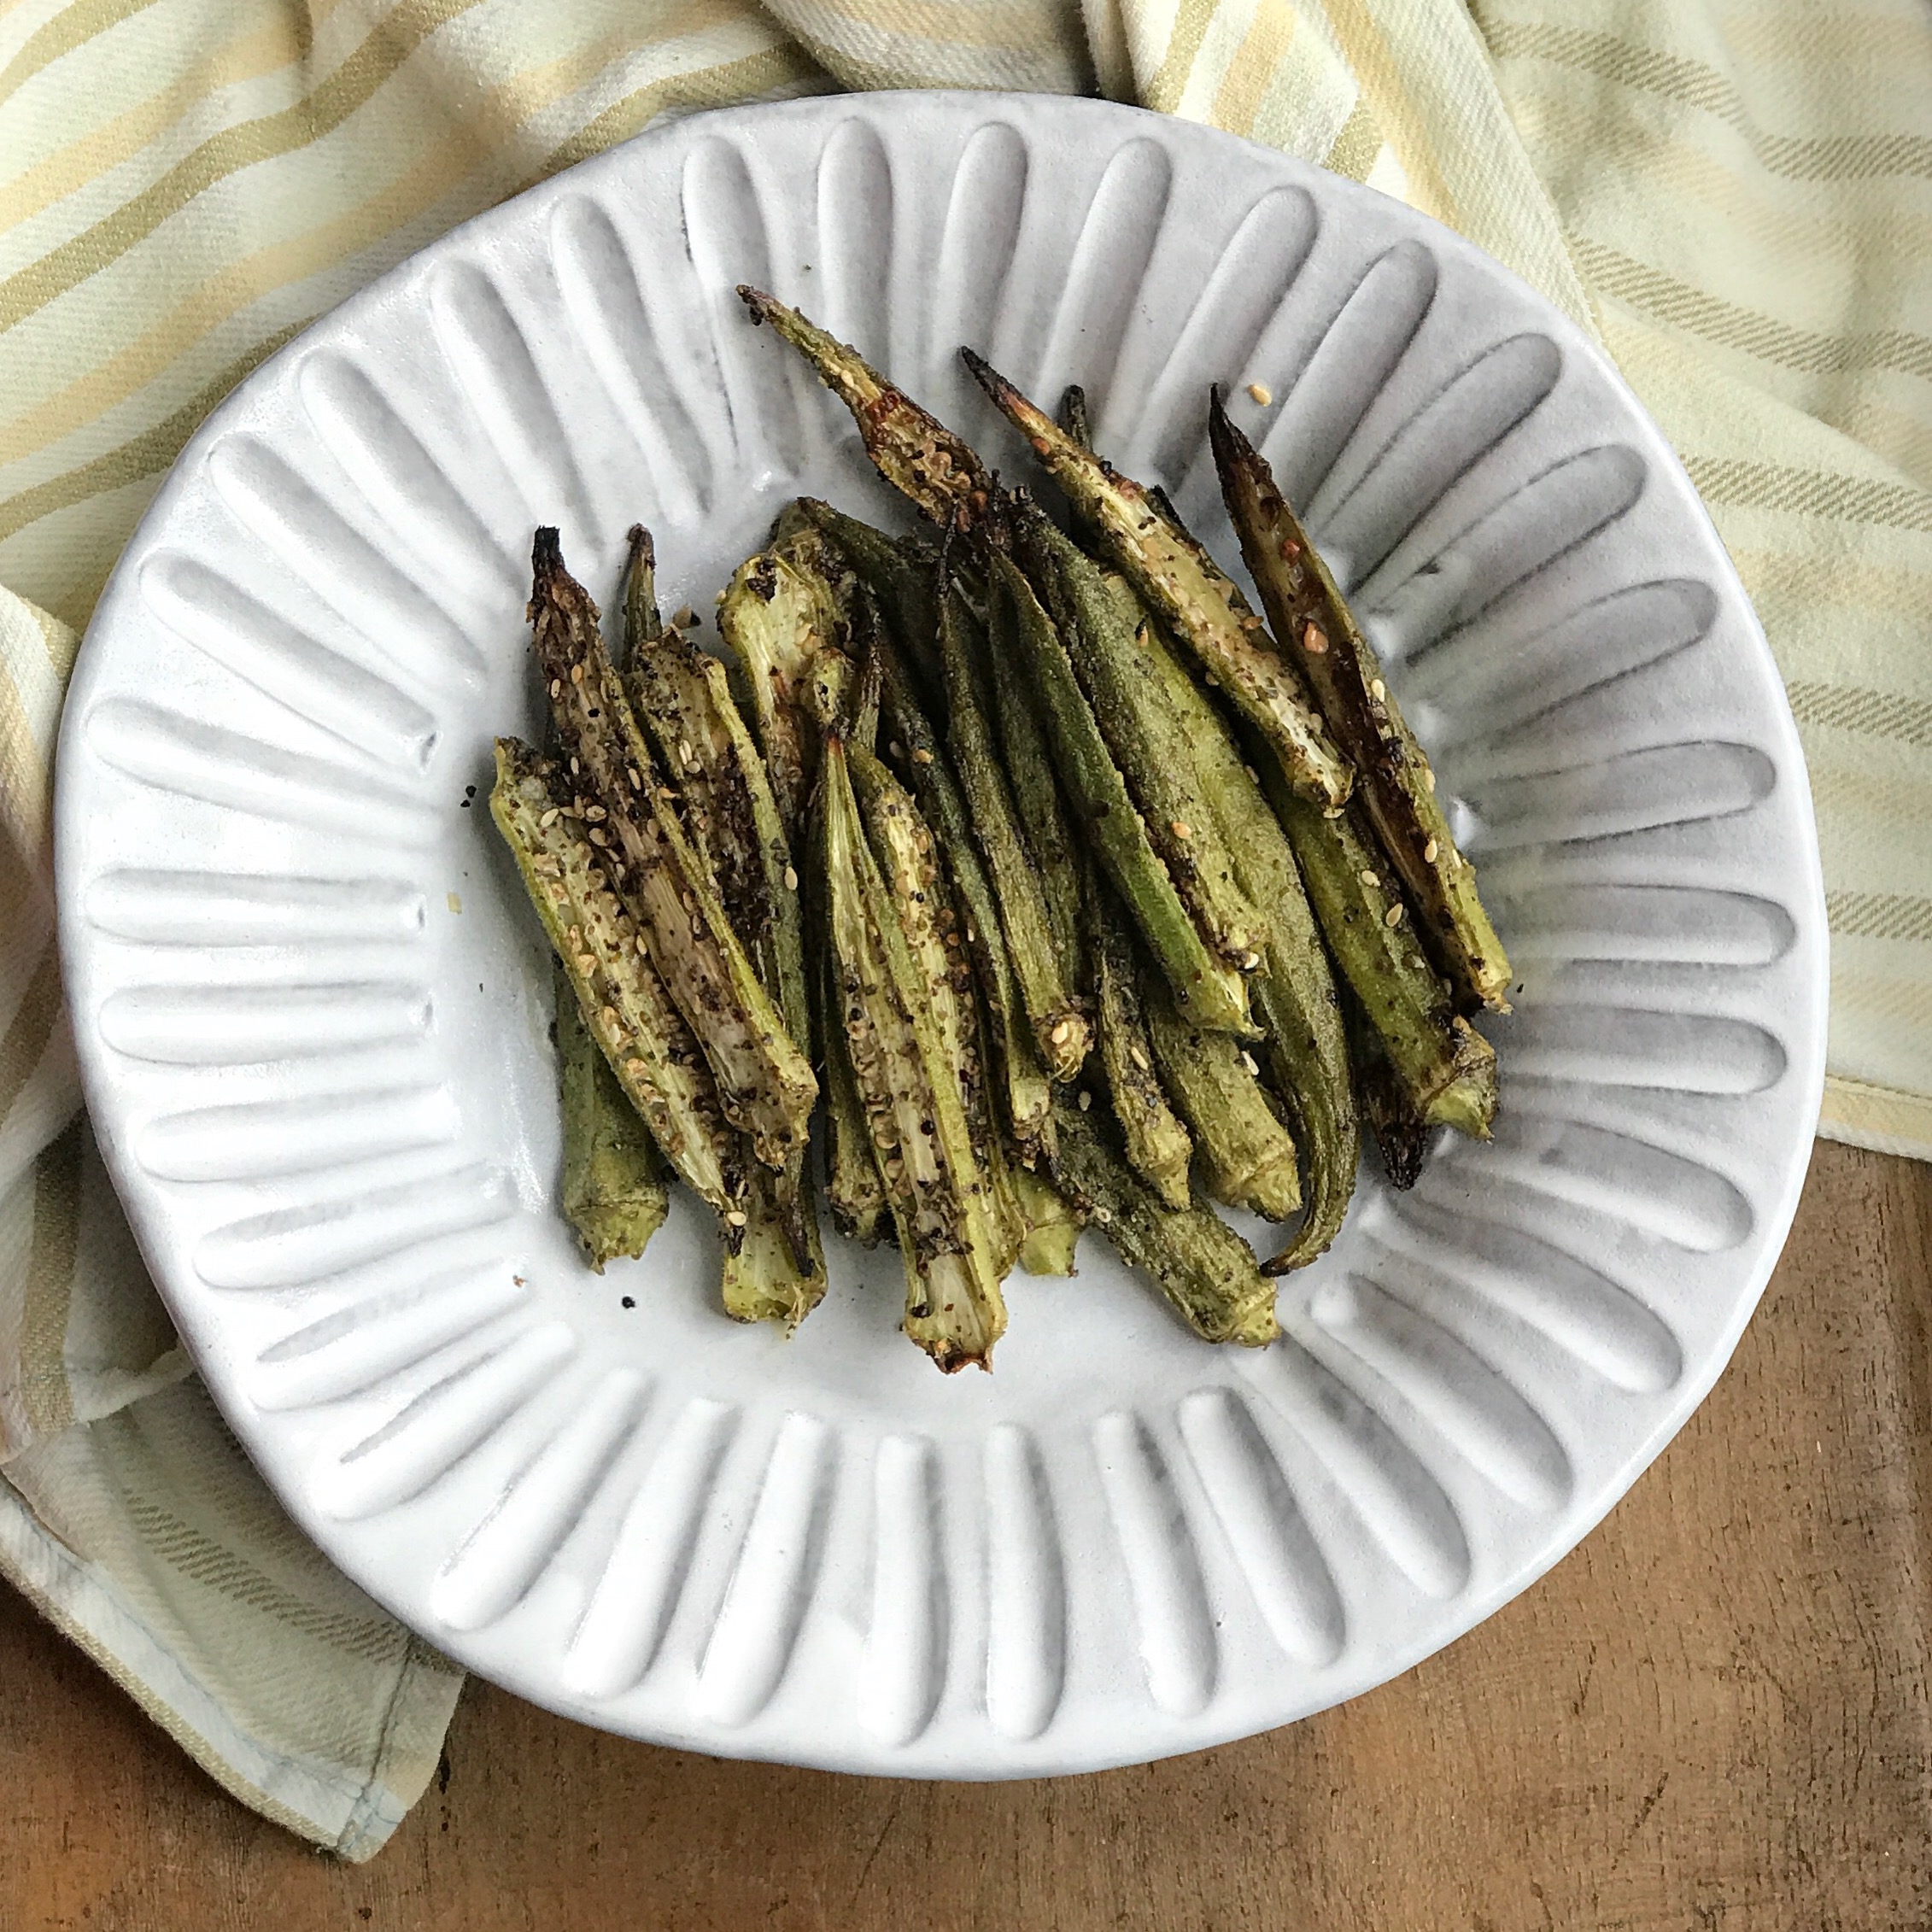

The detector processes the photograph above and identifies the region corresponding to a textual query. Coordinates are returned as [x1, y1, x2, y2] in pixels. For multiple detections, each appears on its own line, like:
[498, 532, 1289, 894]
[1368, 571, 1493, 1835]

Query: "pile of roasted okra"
[489, 290, 1510, 1373]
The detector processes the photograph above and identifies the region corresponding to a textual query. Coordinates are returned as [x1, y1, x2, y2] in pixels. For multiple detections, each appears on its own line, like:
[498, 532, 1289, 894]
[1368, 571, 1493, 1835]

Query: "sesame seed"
[1369, 677, 1386, 702]
[1360, 869, 1379, 887]
[548, 678, 562, 699]
[540, 807, 560, 828]
[1131, 1044, 1150, 1070]
[1302, 623, 1328, 655]
[1244, 764, 1259, 782]
[1240, 1050, 1261, 1077]
[1423, 837, 1440, 864]
[1247, 382, 1272, 406]
[1078, 1090, 1092, 1111]
[576, 952, 595, 974]
[1171, 819, 1191, 840]
[570, 664, 584, 686]
[784, 865, 799, 891]
[1385, 903, 1405, 928]
[1423, 766, 1437, 793]
[725, 1210, 748, 1227]
[911, 746, 933, 764]
[714, 588, 727, 607]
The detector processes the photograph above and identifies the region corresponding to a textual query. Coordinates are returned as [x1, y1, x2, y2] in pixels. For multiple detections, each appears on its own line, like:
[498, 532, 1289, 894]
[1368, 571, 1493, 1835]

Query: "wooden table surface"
[3, 1138, 1929, 1931]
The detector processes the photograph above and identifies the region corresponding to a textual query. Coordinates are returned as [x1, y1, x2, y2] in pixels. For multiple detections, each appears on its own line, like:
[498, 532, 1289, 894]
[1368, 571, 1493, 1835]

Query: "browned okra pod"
[1210, 394, 1511, 1014]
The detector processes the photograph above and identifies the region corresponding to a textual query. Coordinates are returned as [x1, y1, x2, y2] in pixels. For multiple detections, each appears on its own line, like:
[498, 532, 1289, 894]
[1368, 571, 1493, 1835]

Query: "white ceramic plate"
[57, 93, 1826, 1777]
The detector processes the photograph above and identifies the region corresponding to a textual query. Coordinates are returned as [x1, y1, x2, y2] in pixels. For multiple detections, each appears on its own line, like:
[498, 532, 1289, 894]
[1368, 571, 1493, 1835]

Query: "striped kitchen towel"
[2, 0, 1926, 1855]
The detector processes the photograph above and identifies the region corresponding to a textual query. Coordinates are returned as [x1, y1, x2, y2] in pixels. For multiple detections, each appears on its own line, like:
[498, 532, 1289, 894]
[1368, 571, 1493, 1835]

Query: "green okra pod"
[1139, 630, 1359, 1271]
[555, 961, 669, 1271]
[1343, 983, 1431, 1191]
[983, 561, 1085, 977]
[722, 1162, 824, 1331]
[624, 529, 821, 1280]
[717, 536, 845, 840]
[1145, 986, 1303, 1222]
[1273, 779, 1497, 1139]
[938, 583, 1092, 1082]
[823, 735, 1008, 1372]
[962, 349, 1352, 810]
[1014, 504, 1268, 972]
[796, 498, 942, 686]
[530, 531, 817, 1170]
[739, 288, 996, 536]
[876, 642, 1055, 1155]
[1012, 1160, 1082, 1276]
[1048, 1101, 1279, 1347]
[1210, 395, 1511, 1014]
[1088, 882, 1193, 1212]
[802, 776, 887, 1247]
[490, 738, 745, 1228]
[988, 550, 1253, 1036]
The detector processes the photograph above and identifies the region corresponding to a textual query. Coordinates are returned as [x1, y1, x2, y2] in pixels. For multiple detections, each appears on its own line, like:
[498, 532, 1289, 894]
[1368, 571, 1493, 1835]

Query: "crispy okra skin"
[1048, 1101, 1279, 1347]
[938, 583, 1092, 1081]
[875, 640, 1056, 1155]
[1088, 883, 1194, 1213]
[1273, 778, 1498, 1140]
[1014, 504, 1268, 973]
[716, 538, 843, 842]
[822, 734, 1008, 1372]
[961, 348, 1352, 810]
[490, 738, 744, 1229]
[1210, 395, 1510, 1015]
[1145, 986, 1303, 1222]
[555, 960, 669, 1271]
[528, 530, 816, 1169]
[1137, 629, 1360, 1269]
[625, 526, 820, 1276]
[988, 550, 1254, 1036]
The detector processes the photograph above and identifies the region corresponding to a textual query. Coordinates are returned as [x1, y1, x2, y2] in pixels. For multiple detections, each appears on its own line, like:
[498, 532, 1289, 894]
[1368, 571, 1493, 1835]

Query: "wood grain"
[3, 1139, 1929, 1931]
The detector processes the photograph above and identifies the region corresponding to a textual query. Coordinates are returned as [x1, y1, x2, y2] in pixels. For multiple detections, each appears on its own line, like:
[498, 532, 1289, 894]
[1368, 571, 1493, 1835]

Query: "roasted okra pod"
[822, 734, 1008, 1372]
[529, 531, 817, 1169]
[962, 349, 1353, 810]
[1211, 395, 1511, 1014]
[554, 960, 670, 1270]
[1048, 1101, 1279, 1347]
